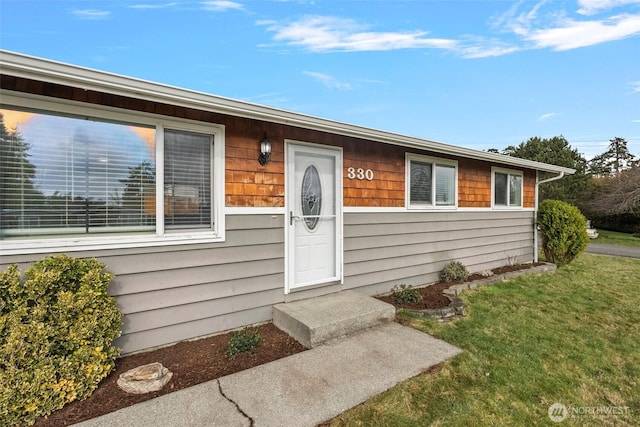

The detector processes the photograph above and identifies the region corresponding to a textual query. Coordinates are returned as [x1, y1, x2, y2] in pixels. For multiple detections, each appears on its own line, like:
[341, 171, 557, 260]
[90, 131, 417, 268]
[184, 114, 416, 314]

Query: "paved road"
[586, 243, 640, 259]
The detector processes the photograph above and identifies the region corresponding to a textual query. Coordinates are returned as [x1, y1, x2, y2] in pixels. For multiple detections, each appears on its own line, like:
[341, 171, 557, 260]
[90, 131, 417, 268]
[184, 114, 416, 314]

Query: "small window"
[406, 154, 457, 209]
[493, 168, 523, 208]
[164, 129, 212, 230]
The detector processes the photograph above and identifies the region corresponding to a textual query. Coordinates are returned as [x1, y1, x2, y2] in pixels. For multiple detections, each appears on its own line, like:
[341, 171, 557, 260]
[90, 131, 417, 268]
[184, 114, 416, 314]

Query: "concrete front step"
[273, 290, 396, 348]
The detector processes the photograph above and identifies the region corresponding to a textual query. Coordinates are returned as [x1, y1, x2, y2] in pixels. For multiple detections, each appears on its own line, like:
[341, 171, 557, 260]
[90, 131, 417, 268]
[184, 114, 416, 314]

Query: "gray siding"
[343, 210, 535, 297]
[0, 215, 286, 354]
[1, 210, 535, 354]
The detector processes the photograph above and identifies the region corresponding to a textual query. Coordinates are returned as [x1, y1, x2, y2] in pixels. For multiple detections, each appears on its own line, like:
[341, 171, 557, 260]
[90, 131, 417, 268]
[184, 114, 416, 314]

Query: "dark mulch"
[34, 263, 543, 426]
[377, 263, 545, 310]
[34, 323, 306, 427]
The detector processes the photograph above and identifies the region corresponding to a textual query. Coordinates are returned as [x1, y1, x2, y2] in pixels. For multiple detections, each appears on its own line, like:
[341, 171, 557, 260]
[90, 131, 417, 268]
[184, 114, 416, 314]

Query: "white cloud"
[632, 81, 640, 92]
[632, 119, 640, 122]
[456, 38, 521, 58]
[537, 112, 559, 121]
[129, 3, 179, 9]
[303, 71, 352, 90]
[72, 9, 111, 19]
[261, 16, 457, 52]
[202, 1, 245, 12]
[260, 3, 640, 58]
[577, 0, 640, 15]
[525, 13, 640, 50]
[492, 0, 549, 36]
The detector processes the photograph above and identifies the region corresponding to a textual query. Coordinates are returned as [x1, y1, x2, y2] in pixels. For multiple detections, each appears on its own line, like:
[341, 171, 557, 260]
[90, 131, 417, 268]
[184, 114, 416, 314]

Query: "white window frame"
[0, 92, 225, 255]
[405, 153, 458, 210]
[491, 167, 523, 209]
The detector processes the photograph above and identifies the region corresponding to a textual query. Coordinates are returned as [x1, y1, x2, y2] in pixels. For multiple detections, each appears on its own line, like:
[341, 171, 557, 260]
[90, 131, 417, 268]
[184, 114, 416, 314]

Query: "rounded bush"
[0, 255, 122, 426]
[391, 284, 421, 305]
[537, 199, 589, 266]
[440, 261, 469, 282]
[227, 327, 262, 359]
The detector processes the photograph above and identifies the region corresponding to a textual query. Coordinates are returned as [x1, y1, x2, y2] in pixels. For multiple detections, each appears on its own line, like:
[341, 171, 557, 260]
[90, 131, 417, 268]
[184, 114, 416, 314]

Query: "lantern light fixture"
[258, 133, 271, 166]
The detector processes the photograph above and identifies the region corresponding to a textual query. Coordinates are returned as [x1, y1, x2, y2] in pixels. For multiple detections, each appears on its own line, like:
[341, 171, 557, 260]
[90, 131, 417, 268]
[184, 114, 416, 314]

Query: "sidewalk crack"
[217, 379, 254, 426]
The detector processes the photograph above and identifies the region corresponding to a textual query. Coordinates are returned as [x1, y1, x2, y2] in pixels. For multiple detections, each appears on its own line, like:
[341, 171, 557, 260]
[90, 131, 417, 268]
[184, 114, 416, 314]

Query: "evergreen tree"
[0, 113, 43, 230]
[596, 137, 636, 175]
[502, 136, 594, 208]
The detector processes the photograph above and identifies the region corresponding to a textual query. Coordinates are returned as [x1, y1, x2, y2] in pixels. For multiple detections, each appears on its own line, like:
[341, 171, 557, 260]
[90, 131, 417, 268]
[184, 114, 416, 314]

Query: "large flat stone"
[273, 290, 395, 348]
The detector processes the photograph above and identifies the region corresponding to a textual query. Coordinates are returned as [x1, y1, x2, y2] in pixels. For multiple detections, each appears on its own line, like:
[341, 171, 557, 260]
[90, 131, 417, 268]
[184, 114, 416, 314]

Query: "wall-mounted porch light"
[258, 133, 271, 166]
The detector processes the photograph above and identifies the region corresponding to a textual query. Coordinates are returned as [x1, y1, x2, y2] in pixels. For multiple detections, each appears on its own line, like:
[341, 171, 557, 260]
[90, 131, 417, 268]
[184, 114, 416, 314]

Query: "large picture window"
[406, 154, 457, 209]
[0, 104, 223, 248]
[493, 168, 523, 208]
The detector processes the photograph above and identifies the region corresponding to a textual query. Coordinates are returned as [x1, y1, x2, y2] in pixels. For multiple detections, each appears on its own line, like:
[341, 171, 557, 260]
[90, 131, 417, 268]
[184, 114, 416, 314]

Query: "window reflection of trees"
[0, 112, 155, 238]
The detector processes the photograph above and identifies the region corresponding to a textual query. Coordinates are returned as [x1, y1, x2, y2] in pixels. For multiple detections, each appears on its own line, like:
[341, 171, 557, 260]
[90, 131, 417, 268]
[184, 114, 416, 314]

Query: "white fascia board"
[0, 50, 575, 175]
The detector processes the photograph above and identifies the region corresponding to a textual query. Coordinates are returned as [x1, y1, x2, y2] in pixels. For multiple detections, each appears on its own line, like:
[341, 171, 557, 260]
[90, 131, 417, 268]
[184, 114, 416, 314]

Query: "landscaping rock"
[400, 262, 557, 321]
[117, 362, 173, 394]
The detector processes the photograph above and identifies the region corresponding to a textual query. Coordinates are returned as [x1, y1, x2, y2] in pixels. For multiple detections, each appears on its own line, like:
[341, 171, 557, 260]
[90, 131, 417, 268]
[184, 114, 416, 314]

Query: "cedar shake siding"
[1, 75, 536, 209]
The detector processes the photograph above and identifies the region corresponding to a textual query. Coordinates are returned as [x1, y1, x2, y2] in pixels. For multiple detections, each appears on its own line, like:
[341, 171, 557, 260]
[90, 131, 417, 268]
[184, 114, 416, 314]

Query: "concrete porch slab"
[273, 290, 395, 348]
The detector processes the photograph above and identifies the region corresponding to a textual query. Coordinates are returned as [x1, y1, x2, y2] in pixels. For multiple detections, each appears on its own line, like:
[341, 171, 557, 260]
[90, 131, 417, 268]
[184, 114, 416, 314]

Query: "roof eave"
[0, 50, 575, 175]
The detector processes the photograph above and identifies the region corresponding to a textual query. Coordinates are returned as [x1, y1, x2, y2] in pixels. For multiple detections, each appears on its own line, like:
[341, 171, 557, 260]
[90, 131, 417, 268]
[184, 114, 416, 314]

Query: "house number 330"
[347, 167, 374, 181]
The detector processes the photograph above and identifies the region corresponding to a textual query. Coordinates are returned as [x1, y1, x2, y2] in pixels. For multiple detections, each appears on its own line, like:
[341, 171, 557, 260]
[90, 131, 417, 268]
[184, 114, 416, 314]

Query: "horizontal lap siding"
[344, 211, 534, 296]
[0, 215, 285, 354]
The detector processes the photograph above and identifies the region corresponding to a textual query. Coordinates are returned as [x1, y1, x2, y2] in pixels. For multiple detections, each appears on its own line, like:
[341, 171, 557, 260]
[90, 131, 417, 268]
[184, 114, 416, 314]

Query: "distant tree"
[589, 166, 640, 215]
[592, 137, 636, 176]
[119, 161, 155, 223]
[0, 113, 43, 228]
[501, 136, 594, 208]
[485, 148, 501, 154]
[587, 152, 611, 177]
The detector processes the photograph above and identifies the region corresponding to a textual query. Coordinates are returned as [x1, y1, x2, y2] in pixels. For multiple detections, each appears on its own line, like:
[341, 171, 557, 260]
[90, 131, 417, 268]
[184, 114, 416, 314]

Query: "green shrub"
[0, 255, 122, 426]
[537, 199, 590, 266]
[391, 284, 421, 305]
[440, 261, 469, 282]
[227, 327, 262, 359]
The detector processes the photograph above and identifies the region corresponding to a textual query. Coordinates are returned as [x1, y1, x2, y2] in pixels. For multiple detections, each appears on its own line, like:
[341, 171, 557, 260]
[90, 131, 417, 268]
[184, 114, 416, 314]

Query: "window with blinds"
[0, 107, 217, 241]
[493, 169, 523, 207]
[407, 154, 457, 209]
[0, 108, 156, 239]
[164, 129, 212, 230]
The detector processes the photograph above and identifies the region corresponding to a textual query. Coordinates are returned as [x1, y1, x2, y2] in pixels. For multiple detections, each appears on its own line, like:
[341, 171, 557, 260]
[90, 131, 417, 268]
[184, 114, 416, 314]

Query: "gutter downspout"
[534, 171, 565, 262]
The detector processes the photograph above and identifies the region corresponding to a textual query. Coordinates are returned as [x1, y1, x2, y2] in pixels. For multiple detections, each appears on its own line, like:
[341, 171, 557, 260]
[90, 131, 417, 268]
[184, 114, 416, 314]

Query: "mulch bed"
[34, 323, 306, 427]
[34, 263, 542, 426]
[376, 263, 544, 310]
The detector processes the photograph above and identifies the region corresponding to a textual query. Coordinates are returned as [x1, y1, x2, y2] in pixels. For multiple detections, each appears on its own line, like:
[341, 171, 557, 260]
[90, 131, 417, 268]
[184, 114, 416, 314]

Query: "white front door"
[286, 142, 342, 292]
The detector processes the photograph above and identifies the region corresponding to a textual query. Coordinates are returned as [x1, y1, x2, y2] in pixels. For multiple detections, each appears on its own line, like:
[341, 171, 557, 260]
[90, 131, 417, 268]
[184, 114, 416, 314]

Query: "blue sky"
[1, 0, 639, 159]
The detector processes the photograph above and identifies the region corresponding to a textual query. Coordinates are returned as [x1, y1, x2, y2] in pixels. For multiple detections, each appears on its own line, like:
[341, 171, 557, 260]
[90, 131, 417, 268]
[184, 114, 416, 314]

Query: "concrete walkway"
[73, 322, 461, 427]
[586, 243, 640, 259]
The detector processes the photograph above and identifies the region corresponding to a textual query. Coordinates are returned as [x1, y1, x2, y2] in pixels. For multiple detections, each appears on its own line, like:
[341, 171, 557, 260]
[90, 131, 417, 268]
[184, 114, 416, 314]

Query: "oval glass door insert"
[301, 165, 322, 230]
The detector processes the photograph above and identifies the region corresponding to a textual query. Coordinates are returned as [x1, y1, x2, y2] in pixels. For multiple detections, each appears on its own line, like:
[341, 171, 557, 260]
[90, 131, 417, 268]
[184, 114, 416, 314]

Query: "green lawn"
[594, 229, 640, 247]
[330, 254, 640, 426]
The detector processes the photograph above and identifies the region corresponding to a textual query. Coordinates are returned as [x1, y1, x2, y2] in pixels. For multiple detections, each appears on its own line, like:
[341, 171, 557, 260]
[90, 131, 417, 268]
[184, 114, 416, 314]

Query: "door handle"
[289, 211, 301, 225]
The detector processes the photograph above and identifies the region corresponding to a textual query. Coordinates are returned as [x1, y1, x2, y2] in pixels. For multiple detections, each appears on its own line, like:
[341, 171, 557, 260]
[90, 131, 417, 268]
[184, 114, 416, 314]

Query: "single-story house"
[0, 50, 574, 354]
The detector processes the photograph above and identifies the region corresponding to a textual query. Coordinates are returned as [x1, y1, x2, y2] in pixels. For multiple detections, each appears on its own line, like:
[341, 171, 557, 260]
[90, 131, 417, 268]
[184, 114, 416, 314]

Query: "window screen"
[509, 175, 522, 206]
[435, 165, 455, 206]
[164, 129, 212, 230]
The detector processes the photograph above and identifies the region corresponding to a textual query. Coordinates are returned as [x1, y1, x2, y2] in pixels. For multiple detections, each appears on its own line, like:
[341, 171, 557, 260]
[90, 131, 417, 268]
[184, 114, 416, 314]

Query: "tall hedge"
[537, 199, 590, 266]
[0, 255, 122, 426]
